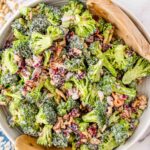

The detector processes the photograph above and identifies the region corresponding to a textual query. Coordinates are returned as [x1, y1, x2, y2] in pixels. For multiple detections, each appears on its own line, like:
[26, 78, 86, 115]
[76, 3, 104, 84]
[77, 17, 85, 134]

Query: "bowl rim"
[0, 0, 150, 149]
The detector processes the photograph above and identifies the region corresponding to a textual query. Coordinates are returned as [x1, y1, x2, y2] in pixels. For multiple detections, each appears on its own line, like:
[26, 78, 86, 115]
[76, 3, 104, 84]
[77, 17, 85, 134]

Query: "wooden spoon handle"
[15, 135, 71, 150]
[87, 0, 150, 61]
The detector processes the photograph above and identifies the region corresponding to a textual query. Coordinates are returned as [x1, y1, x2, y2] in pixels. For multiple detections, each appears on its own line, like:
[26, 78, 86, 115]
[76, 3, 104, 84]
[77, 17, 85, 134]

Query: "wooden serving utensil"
[87, 0, 150, 61]
[15, 135, 71, 150]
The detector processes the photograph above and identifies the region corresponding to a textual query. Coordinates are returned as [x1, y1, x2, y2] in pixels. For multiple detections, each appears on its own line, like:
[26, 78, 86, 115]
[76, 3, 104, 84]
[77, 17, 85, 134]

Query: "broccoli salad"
[0, 0, 149, 149]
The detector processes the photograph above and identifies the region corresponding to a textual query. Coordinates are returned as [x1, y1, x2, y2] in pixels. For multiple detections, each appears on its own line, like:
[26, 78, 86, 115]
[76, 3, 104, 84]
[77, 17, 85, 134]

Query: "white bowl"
[0, 0, 150, 150]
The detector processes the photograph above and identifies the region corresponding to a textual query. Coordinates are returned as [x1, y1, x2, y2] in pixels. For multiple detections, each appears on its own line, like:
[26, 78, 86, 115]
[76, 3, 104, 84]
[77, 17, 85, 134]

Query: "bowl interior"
[0, 0, 150, 150]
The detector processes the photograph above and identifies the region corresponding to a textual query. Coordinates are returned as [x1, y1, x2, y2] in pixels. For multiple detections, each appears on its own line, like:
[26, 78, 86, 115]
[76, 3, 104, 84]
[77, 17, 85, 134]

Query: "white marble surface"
[114, 0, 150, 150]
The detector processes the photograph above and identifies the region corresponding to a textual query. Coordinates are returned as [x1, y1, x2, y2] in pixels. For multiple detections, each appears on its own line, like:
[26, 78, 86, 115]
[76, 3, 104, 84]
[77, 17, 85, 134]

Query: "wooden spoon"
[15, 135, 71, 150]
[87, 0, 150, 61]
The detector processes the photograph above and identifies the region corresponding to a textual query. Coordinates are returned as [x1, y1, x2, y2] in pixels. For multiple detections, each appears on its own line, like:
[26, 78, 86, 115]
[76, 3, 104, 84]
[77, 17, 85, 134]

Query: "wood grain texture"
[15, 135, 71, 150]
[87, 0, 150, 61]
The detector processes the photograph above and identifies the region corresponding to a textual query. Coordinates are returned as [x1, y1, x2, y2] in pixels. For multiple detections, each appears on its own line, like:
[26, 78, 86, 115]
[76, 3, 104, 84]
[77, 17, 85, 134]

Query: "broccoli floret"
[31, 26, 63, 55]
[78, 122, 89, 132]
[52, 132, 68, 148]
[3, 90, 22, 100]
[37, 124, 53, 147]
[99, 74, 136, 97]
[29, 14, 49, 33]
[122, 58, 150, 84]
[0, 94, 9, 105]
[89, 41, 117, 77]
[97, 18, 106, 32]
[103, 23, 114, 44]
[1, 73, 19, 87]
[82, 101, 107, 129]
[71, 76, 89, 104]
[43, 50, 51, 67]
[36, 101, 57, 125]
[111, 120, 131, 144]
[109, 111, 120, 126]
[64, 58, 86, 72]
[44, 79, 56, 96]
[105, 44, 138, 71]
[47, 26, 63, 39]
[87, 60, 103, 82]
[20, 7, 32, 20]
[39, 4, 61, 26]
[74, 11, 96, 38]
[2, 49, 18, 74]
[38, 93, 57, 109]
[11, 18, 27, 34]
[80, 144, 89, 150]
[13, 29, 28, 40]
[57, 98, 79, 116]
[13, 39, 32, 58]
[30, 32, 52, 55]
[9, 101, 39, 136]
[71, 77, 99, 107]
[98, 131, 118, 150]
[87, 83, 100, 107]
[26, 80, 44, 103]
[61, 0, 84, 28]
[69, 35, 85, 50]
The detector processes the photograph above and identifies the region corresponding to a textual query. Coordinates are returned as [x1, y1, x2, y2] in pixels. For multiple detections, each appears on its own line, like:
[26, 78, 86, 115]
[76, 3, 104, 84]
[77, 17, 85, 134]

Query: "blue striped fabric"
[0, 129, 14, 150]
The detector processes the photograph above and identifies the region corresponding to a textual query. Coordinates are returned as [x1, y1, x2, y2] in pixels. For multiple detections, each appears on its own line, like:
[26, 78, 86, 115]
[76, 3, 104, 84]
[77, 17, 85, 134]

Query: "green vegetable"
[26, 80, 44, 103]
[9, 101, 39, 136]
[111, 120, 131, 144]
[1, 73, 19, 87]
[61, 0, 84, 28]
[11, 18, 27, 34]
[105, 44, 138, 71]
[57, 98, 79, 116]
[80, 144, 89, 150]
[98, 131, 118, 150]
[103, 23, 114, 44]
[99, 74, 136, 97]
[39, 4, 61, 26]
[74, 11, 96, 38]
[89, 41, 117, 77]
[37, 125, 53, 147]
[65, 58, 86, 72]
[97, 18, 106, 32]
[82, 101, 107, 129]
[122, 58, 150, 84]
[30, 26, 63, 55]
[29, 14, 49, 33]
[43, 50, 51, 67]
[2, 49, 18, 74]
[87, 60, 103, 82]
[13, 39, 32, 58]
[36, 101, 57, 125]
[52, 132, 68, 148]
